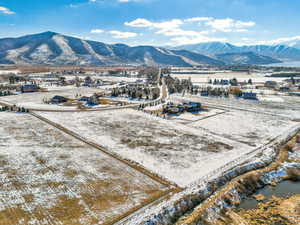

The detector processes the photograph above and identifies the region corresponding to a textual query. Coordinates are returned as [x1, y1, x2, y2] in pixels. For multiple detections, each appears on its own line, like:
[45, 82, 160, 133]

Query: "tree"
[230, 87, 242, 97]
[59, 77, 66, 85]
[9, 76, 15, 84]
[291, 76, 295, 85]
[230, 78, 238, 86]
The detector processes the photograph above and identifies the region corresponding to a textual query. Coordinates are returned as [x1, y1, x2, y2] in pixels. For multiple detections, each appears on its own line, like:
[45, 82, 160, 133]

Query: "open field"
[190, 110, 296, 147]
[0, 112, 167, 225]
[0, 87, 102, 110]
[165, 108, 226, 124]
[36, 92, 299, 188]
[171, 94, 300, 120]
[36, 109, 254, 187]
[171, 72, 287, 84]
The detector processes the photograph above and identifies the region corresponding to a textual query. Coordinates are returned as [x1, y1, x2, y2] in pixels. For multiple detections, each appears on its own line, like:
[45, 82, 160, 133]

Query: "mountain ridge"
[0, 31, 285, 66]
[0, 31, 226, 66]
[215, 52, 282, 65]
[174, 42, 300, 61]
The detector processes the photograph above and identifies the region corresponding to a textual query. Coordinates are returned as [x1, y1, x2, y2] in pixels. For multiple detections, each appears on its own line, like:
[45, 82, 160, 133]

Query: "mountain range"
[0, 31, 225, 67]
[215, 52, 281, 65]
[0, 31, 299, 66]
[175, 42, 300, 62]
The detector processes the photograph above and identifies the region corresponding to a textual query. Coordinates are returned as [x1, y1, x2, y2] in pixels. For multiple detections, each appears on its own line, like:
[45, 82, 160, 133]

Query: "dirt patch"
[206, 142, 233, 153]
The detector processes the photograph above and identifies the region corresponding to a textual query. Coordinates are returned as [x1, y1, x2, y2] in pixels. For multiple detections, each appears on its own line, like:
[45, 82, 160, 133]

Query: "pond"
[239, 180, 300, 210]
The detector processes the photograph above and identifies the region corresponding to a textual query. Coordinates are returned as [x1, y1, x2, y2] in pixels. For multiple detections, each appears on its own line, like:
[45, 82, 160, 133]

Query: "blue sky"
[0, 0, 300, 46]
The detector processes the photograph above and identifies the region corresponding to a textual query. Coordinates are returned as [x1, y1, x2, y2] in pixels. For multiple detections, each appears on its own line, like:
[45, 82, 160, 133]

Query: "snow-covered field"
[0, 112, 166, 225]
[171, 94, 300, 120]
[37, 109, 254, 187]
[190, 110, 296, 147]
[171, 72, 287, 84]
[166, 108, 226, 123]
[0, 87, 102, 110]
[35, 90, 300, 187]
[98, 76, 144, 83]
[0, 70, 20, 75]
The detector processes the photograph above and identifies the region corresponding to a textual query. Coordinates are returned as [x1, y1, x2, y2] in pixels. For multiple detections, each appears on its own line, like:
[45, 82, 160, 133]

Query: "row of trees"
[208, 78, 253, 86]
[111, 85, 160, 100]
[0, 105, 29, 112]
[164, 75, 193, 94]
[190, 87, 230, 97]
[0, 90, 13, 96]
[8, 75, 26, 84]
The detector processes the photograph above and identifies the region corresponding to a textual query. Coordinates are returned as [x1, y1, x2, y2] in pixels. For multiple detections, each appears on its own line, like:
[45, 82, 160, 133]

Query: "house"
[51, 95, 68, 104]
[201, 90, 209, 96]
[265, 81, 277, 88]
[87, 94, 99, 105]
[183, 102, 202, 112]
[290, 92, 300, 96]
[20, 84, 38, 93]
[220, 80, 229, 85]
[279, 86, 290, 92]
[242, 92, 257, 100]
[163, 102, 201, 114]
[79, 96, 90, 102]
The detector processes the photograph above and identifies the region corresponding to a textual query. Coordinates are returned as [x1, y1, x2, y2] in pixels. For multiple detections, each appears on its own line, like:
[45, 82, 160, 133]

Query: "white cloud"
[124, 18, 153, 27]
[268, 35, 300, 45]
[170, 36, 227, 46]
[0, 6, 15, 15]
[184, 17, 213, 22]
[125, 18, 183, 30]
[125, 17, 255, 34]
[205, 18, 255, 32]
[124, 17, 256, 45]
[90, 29, 140, 39]
[152, 19, 183, 30]
[156, 28, 209, 37]
[90, 29, 105, 34]
[109, 30, 139, 38]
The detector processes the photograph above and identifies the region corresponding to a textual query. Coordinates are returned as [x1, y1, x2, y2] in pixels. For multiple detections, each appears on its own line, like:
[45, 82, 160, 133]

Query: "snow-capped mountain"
[0, 31, 224, 66]
[276, 39, 300, 50]
[175, 42, 300, 61]
[216, 52, 281, 65]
